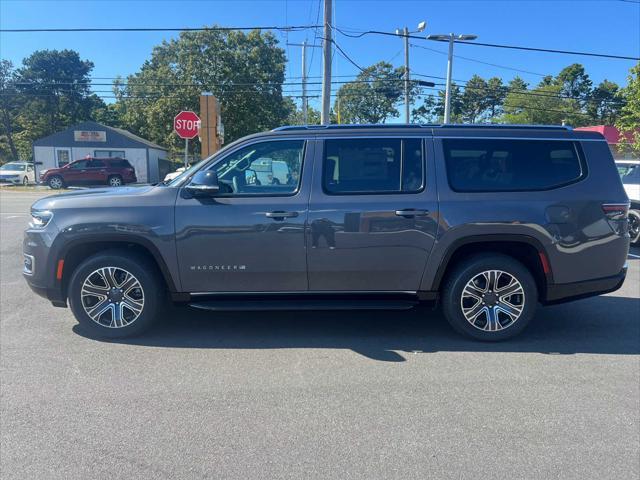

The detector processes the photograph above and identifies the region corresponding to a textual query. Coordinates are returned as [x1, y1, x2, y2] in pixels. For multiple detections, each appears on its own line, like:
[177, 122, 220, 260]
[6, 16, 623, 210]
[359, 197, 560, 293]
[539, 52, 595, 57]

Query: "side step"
[189, 298, 419, 312]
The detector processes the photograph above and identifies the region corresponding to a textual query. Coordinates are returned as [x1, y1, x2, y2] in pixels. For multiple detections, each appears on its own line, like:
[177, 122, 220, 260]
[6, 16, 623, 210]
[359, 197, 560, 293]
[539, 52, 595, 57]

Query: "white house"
[33, 121, 169, 183]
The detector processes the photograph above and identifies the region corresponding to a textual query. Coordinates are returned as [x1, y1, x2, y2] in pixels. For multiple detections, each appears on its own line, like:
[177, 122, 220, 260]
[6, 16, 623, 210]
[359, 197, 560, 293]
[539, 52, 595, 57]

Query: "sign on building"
[74, 130, 107, 142]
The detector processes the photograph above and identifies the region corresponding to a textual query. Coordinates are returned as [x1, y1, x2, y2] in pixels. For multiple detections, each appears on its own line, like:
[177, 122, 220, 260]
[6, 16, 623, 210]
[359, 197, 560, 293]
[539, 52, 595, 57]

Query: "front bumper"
[544, 265, 628, 304]
[0, 177, 22, 184]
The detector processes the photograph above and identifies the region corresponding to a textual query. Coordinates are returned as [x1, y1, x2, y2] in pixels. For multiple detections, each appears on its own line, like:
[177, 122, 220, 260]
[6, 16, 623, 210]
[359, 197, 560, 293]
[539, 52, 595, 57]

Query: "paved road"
[1, 190, 639, 479]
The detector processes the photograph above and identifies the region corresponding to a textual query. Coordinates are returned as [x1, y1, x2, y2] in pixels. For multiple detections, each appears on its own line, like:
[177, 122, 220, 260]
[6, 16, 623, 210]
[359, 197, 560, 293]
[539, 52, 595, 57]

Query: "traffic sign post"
[174, 111, 201, 168]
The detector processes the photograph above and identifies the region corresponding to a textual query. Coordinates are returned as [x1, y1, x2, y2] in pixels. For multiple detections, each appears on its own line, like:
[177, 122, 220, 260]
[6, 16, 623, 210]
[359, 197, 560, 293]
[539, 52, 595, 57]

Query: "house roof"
[33, 121, 167, 150]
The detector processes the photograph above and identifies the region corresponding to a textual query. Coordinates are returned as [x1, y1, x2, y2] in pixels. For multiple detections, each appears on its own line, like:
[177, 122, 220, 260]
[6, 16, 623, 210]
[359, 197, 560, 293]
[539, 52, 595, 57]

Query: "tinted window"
[210, 140, 305, 196]
[69, 160, 90, 169]
[109, 159, 131, 168]
[323, 138, 424, 194]
[443, 139, 584, 192]
[90, 160, 105, 168]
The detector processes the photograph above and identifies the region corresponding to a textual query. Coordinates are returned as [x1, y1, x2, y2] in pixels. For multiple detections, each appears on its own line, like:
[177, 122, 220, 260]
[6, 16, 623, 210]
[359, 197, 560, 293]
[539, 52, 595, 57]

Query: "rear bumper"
[544, 266, 627, 304]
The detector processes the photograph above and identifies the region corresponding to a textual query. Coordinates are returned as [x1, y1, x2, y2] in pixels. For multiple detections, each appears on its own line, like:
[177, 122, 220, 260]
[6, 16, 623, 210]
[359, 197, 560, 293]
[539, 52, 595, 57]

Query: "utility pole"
[288, 40, 321, 124]
[427, 32, 478, 124]
[403, 27, 410, 124]
[321, 0, 332, 125]
[444, 35, 454, 124]
[396, 22, 425, 124]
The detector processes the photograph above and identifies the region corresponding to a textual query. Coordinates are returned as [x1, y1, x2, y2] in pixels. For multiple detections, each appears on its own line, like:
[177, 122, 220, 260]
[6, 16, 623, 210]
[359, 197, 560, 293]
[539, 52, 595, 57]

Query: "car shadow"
[73, 294, 640, 362]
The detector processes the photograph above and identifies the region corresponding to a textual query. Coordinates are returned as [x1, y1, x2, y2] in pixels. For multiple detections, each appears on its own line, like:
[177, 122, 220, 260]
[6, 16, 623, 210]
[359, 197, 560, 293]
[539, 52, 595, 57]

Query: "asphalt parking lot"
[1, 189, 638, 479]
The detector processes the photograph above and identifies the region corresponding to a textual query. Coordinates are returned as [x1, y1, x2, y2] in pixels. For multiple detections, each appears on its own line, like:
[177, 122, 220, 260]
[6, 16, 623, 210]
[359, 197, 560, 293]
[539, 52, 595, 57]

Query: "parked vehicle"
[616, 160, 640, 245]
[0, 162, 35, 185]
[23, 125, 630, 341]
[40, 157, 137, 189]
[163, 166, 187, 183]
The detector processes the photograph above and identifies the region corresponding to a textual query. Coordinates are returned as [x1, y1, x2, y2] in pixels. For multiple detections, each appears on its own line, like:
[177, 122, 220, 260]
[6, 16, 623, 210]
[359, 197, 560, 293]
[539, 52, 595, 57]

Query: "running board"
[189, 298, 419, 312]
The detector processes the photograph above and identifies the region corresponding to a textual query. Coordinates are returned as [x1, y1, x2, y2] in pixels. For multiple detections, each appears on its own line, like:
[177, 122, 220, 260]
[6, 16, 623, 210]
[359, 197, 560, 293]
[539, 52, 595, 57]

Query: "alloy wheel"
[81, 266, 145, 328]
[628, 211, 640, 243]
[109, 177, 122, 187]
[460, 269, 525, 332]
[49, 177, 62, 189]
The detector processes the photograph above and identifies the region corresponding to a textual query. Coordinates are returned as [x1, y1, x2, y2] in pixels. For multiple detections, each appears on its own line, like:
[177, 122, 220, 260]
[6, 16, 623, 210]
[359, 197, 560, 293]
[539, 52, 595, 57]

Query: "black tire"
[628, 209, 640, 246]
[108, 175, 123, 187]
[22, 176, 28, 186]
[48, 175, 64, 189]
[441, 254, 538, 341]
[68, 250, 162, 338]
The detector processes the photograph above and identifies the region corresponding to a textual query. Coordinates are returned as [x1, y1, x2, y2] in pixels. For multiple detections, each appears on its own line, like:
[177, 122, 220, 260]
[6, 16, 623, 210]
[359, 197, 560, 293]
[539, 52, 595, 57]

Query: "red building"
[575, 125, 638, 160]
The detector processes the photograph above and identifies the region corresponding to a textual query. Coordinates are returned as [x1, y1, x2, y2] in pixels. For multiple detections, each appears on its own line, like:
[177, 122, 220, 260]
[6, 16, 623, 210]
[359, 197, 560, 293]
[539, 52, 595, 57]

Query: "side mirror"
[185, 170, 220, 197]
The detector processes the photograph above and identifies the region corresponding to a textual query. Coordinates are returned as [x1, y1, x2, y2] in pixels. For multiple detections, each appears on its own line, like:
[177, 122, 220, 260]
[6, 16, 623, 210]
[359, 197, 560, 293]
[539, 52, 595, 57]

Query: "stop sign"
[174, 111, 200, 139]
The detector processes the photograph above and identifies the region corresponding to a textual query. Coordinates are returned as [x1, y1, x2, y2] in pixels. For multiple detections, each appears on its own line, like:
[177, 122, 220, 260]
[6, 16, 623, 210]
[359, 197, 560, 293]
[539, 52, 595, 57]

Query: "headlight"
[30, 210, 53, 229]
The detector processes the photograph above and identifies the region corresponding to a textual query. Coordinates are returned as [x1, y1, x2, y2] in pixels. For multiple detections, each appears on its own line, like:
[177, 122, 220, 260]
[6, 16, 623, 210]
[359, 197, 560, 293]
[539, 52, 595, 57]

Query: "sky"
[1, 0, 639, 114]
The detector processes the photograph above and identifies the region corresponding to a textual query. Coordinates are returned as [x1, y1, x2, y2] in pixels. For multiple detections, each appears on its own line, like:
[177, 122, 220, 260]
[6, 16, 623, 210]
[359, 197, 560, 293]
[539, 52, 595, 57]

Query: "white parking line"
[628, 253, 640, 259]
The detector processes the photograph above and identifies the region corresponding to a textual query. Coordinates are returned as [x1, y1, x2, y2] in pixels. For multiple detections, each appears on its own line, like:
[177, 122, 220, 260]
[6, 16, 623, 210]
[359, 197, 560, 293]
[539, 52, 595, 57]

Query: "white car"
[616, 160, 640, 245]
[163, 166, 187, 183]
[0, 162, 35, 186]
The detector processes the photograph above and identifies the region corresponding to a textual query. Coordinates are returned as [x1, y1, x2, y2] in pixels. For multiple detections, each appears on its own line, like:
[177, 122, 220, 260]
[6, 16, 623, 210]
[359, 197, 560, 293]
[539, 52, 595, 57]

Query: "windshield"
[1, 163, 26, 171]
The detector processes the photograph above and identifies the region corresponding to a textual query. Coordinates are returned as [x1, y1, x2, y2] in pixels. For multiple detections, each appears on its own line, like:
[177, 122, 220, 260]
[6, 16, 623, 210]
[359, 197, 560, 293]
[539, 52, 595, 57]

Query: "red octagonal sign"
[174, 111, 201, 139]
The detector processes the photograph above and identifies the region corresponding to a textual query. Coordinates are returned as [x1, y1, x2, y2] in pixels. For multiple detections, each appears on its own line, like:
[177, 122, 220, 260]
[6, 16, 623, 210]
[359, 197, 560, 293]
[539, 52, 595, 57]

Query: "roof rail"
[272, 123, 573, 132]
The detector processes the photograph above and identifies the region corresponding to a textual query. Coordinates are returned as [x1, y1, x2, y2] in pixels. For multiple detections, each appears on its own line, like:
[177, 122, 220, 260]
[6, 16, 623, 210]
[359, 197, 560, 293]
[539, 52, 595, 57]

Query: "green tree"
[485, 77, 507, 121]
[334, 62, 404, 124]
[555, 63, 592, 105]
[502, 83, 584, 126]
[460, 74, 490, 123]
[412, 84, 463, 123]
[286, 100, 321, 125]
[15, 50, 98, 133]
[116, 28, 291, 152]
[616, 63, 640, 155]
[0, 60, 20, 162]
[587, 80, 622, 125]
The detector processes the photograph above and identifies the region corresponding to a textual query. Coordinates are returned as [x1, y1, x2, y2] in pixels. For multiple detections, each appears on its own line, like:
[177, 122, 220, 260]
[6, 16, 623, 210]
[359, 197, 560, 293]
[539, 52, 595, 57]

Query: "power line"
[0, 24, 320, 33]
[332, 25, 640, 61]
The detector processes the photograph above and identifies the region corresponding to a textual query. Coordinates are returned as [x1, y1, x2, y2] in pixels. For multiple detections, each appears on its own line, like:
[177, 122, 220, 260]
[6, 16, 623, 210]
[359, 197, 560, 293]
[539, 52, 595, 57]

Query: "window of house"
[95, 150, 125, 158]
[322, 138, 424, 194]
[443, 139, 584, 192]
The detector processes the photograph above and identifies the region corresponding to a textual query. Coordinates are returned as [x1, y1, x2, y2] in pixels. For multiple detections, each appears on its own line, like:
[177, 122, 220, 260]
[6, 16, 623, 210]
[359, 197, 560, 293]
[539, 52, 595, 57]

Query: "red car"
[40, 157, 137, 189]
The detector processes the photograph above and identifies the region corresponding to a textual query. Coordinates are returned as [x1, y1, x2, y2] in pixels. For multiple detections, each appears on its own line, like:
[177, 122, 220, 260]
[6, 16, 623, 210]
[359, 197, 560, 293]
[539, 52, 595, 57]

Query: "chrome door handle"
[265, 211, 299, 219]
[395, 209, 429, 217]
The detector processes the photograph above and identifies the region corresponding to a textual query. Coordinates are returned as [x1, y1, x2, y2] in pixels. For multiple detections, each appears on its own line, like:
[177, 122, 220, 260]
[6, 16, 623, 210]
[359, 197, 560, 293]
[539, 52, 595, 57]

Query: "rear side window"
[323, 138, 424, 194]
[110, 159, 132, 168]
[442, 139, 585, 192]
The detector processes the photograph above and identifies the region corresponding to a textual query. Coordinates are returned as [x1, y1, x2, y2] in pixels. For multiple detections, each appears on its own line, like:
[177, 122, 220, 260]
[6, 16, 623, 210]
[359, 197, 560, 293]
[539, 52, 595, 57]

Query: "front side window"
[323, 138, 424, 194]
[443, 139, 584, 192]
[210, 140, 305, 196]
[69, 160, 90, 169]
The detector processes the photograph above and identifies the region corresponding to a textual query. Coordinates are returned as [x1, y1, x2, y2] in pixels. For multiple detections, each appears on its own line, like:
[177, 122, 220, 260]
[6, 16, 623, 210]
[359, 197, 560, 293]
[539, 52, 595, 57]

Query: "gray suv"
[23, 125, 630, 341]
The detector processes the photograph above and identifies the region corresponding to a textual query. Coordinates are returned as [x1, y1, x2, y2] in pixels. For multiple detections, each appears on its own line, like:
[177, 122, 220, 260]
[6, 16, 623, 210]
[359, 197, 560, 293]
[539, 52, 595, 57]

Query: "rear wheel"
[22, 176, 28, 186]
[108, 175, 123, 187]
[68, 251, 162, 338]
[441, 254, 538, 341]
[628, 209, 640, 245]
[48, 175, 64, 189]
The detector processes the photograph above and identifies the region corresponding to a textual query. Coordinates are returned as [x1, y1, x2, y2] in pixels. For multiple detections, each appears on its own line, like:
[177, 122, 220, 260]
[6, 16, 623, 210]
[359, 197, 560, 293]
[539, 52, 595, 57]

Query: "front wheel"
[68, 251, 162, 338]
[108, 175, 123, 187]
[628, 209, 640, 246]
[22, 176, 29, 186]
[441, 254, 538, 341]
[48, 175, 64, 189]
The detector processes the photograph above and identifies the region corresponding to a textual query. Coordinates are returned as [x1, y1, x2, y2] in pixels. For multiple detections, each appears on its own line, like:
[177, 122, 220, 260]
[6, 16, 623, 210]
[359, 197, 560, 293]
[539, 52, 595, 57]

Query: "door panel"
[175, 139, 313, 293]
[307, 137, 438, 291]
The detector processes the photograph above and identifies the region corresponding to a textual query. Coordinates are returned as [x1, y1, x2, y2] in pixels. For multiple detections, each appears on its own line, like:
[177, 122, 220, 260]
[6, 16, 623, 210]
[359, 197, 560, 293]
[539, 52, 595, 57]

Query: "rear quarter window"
[442, 138, 585, 192]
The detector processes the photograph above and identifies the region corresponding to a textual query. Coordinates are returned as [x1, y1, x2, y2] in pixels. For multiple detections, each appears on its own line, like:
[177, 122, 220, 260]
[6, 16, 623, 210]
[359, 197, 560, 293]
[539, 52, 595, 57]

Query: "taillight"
[602, 203, 629, 220]
[602, 203, 630, 236]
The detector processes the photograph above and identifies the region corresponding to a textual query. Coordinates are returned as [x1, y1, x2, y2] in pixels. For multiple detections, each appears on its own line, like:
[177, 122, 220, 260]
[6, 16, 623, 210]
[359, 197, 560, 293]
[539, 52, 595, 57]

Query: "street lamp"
[396, 21, 427, 124]
[427, 33, 478, 123]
